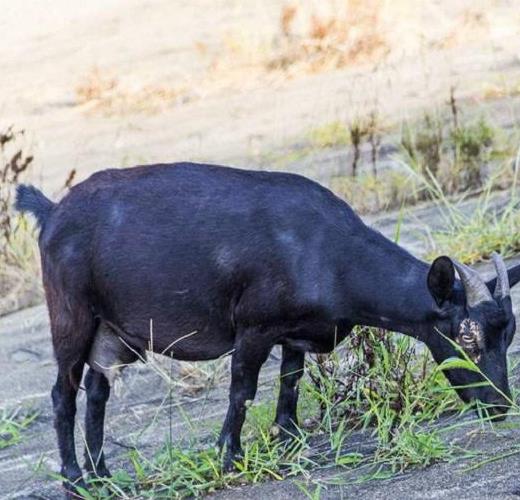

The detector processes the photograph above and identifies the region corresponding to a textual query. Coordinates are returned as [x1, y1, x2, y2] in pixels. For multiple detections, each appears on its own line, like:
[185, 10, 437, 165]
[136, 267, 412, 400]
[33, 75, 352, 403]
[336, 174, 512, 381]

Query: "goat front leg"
[84, 368, 111, 478]
[274, 345, 305, 442]
[218, 330, 271, 471]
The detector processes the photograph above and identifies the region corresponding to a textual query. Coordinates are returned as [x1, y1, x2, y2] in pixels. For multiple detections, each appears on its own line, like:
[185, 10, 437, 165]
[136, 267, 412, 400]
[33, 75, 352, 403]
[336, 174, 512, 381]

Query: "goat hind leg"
[52, 363, 87, 494]
[47, 289, 94, 495]
[84, 368, 111, 478]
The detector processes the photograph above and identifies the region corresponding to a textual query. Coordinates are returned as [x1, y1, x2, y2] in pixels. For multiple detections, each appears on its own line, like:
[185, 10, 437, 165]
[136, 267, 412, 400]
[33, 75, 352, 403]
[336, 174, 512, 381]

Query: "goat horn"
[452, 259, 493, 308]
[492, 252, 510, 299]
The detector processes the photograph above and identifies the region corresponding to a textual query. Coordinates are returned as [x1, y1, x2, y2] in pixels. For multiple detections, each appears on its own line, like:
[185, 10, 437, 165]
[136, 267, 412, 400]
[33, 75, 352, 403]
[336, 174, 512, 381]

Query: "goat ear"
[427, 256, 455, 307]
[486, 263, 520, 295]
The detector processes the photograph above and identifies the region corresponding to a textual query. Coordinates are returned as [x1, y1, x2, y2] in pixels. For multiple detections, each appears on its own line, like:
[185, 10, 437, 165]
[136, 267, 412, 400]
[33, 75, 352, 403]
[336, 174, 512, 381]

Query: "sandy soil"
[1, 0, 520, 193]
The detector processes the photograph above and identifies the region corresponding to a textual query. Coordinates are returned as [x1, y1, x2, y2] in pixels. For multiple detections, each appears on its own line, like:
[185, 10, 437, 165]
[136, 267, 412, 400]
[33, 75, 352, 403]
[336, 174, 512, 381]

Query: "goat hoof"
[222, 449, 243, 473]
[63, 475, 88, 498]
[272, 422, 299, 444]
[84, 459, 111, 480]
[86, 465, 111, 480]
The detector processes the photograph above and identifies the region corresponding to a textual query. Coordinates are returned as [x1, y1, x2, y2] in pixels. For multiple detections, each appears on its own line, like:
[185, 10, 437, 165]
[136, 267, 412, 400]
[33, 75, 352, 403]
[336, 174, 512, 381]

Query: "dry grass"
[482, 79, 520, 100]
[206, 0, 390, 85]
[175, 359, 230, 397]
[71, 3, 515, 114]
[0, 127, 42, 316]
[266, 0, 389, 74]
[434, 8, 489, 50]
[204, 1, 506, 88]
[75, 67, 188, 116]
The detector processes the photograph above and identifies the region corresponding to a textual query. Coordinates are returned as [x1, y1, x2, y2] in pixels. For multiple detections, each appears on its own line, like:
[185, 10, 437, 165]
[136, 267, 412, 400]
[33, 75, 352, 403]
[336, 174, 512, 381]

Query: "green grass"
[0, 408, 37, 449]
[308, 121, 350, 149]
[77, 326, 482, 499]
[426, 201, 520, 264]
[417, 148, 520, 264]
[56, 322, 520, 499]
[291, 103, 518, 219]
[330, 169, 422, 214]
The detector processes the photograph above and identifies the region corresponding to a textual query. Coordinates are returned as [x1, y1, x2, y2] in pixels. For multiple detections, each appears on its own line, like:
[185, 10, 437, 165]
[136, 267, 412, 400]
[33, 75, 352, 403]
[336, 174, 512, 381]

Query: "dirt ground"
[1, 0, 520, 192]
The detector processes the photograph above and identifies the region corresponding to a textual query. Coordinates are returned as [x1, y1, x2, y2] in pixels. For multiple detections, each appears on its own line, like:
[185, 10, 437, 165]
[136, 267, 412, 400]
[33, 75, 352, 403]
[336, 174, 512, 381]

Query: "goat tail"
[14, 184, 55, 229]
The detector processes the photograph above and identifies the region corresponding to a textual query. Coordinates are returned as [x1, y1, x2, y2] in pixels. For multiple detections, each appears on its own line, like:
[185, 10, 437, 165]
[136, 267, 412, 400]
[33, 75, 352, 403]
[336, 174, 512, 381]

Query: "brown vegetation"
[75, 67, 186, 116]
[0, 127, 41, 315]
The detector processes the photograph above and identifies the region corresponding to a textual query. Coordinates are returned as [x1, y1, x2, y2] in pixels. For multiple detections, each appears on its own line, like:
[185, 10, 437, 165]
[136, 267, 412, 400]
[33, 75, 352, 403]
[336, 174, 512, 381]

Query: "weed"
[420, 149, 520, 263]
[401, 113, 444, 180]
[0, 126, 41, 315]
[482, 79, 520, 100]
[175, 358, 230, 397]
[77, 317, 511, 499]
[266, 1, 389, 73]
[75, 67, 186, 116]
[348, 118, 370, 178]
[307, 111, 383, 180]
[330, 169, 421, 214]
[450, 117, 494, 190]
[426, 201, 520, 264]
[400, 91, 501, 195]
[0, 408, 37, 449]
[0, 126, 33, 247]
[303, 328, 460, 471]
[308, 122, 350, 149]
[368, 110, 382, 178]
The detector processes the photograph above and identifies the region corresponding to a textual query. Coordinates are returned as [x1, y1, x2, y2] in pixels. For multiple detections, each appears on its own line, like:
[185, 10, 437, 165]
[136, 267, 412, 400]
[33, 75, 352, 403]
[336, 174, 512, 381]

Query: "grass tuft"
[417, 147, 520, 263]
[308, 121, 350, 149]
[0, 126, 41, 315]
[0, 408, 37, 449]
[82, 326, 470, 498]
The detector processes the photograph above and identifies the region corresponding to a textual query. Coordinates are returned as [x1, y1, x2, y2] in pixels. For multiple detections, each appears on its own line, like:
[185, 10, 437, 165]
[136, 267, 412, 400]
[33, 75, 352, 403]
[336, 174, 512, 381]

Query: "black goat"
[15, 162, 520, 494]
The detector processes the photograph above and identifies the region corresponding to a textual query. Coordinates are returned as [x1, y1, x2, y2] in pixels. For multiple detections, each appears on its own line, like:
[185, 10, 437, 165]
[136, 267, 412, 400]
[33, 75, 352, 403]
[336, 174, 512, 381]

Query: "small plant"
[450, 117, 494, 190]
[308, 121, 350, 149]
[330, 169, 421, 214]
[303, 327, 460, 471]
[0, 126, 41, 315]
[400, 112, 444, 180]
[75, 67, 185, 116]
[348, 118, 370, 178]
[0, 126, 33, 249]
[368, 110, 382, 178]
[426, 196, 520, 264]
[0, 408, 37, 449]
[266, 1, 389, 73]
[400, 90, 499, 196]
[420, 150, 520, 264]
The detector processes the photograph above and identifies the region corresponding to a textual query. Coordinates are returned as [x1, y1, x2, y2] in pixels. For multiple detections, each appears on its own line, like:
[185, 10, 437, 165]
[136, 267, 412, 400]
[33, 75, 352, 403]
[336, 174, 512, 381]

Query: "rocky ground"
[1, 0, 520, 193]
